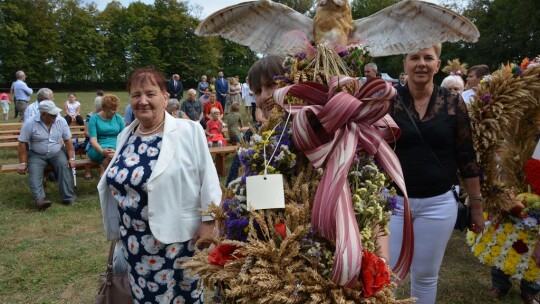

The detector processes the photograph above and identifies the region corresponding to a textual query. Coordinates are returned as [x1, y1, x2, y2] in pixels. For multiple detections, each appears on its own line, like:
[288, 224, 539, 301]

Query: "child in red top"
[0, 93, 10, 120]
[206, 107, 227, 148]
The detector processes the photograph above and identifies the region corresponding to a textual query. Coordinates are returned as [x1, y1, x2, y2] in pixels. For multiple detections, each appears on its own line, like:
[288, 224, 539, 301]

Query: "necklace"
[138, 120, 165, 135]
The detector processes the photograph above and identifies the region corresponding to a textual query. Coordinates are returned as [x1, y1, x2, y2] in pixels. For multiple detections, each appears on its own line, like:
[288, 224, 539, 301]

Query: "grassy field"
[0, 91, 529, 303]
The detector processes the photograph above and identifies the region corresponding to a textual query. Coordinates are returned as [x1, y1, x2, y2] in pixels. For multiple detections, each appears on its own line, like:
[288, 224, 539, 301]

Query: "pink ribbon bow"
[273, 76, 413, 286]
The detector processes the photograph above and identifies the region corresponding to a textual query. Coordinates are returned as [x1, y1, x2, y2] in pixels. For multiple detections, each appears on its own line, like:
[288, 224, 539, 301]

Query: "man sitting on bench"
[17, 100, 76, 210]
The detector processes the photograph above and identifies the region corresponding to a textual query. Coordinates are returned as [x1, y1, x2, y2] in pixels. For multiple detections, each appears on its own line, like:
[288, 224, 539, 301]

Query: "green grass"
[0, 91, 529, 303]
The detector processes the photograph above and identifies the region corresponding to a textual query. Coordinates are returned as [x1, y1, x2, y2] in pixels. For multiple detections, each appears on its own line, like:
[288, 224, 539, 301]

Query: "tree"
[54, 0, 104, 82]
[0, 0, 58, 84]
[218, 39, 258, 82]
[275, 0, 316, 15]
[350, 0, 399, 19]
[462, 0, 540, 69]
[96, 1, 131, 82]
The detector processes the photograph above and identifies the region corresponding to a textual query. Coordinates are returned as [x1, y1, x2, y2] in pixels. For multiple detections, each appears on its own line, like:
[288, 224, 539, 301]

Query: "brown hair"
[231, 102, 240, 112]
[469, 65, 490, 78]
[127, 68, 167, 94]
[101, 94, 120, 111]
[248, 55, 285, 94]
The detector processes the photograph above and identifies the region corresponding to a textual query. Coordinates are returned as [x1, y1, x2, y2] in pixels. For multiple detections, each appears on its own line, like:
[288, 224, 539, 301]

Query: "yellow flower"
[503, 223, 514, 234]
[491, 245, 502, 257]
[484, 254, 494, 265]
[466, 231, 476, 245]
[496, 233, 507, 245]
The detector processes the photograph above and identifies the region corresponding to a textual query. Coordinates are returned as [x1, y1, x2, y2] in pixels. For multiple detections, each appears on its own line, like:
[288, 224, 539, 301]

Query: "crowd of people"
[6, 49, 539, 304]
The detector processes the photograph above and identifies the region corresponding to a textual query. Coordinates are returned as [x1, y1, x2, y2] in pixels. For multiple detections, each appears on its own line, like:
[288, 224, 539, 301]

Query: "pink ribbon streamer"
[274, 76, 414, 286]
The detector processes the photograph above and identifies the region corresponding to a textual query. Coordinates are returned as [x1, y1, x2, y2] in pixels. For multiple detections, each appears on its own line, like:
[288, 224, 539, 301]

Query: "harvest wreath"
[466, 58, 540, 282]
[184, 46, 414, 303]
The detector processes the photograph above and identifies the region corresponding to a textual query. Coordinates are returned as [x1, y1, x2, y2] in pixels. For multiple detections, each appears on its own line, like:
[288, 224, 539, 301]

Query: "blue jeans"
[492, 266, 540, 295]
[28, 149, 75, 203]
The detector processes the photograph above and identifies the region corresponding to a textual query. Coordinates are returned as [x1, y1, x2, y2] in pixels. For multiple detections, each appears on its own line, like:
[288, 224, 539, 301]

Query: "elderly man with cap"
[17, 100, 76, 210]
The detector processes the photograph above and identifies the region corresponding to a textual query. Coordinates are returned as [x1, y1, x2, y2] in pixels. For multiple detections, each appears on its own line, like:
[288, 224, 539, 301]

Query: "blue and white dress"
[105, 131, 203, 304]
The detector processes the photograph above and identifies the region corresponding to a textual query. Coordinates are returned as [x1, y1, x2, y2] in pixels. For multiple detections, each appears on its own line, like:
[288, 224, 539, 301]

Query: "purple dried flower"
[294, 52, 307, 60]
[479, 93, 492, 104]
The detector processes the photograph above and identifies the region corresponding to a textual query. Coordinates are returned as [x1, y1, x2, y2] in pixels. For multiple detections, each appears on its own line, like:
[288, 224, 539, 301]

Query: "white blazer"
[98, 112, 222, 244]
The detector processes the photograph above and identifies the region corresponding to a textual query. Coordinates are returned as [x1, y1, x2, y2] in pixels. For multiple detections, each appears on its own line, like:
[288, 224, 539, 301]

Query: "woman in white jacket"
[98, 68, 222, 303]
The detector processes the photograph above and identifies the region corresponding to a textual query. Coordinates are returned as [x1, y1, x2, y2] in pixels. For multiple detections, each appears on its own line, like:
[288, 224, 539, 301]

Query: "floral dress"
[106, 131, 203, 304]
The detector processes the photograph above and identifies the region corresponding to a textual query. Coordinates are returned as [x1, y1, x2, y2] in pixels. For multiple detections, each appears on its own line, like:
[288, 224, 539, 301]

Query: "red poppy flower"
[275, 223, 287, 239]
[208, 244, 239, 266]
[360, 250, 391, 297]
[512, 240, 529, 254]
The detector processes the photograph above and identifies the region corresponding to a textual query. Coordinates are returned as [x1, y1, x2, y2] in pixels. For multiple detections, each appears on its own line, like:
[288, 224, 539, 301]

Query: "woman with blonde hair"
[226, 77, 242, 113]
[197, 75, 210, 98]
[389, 44, 484, 304]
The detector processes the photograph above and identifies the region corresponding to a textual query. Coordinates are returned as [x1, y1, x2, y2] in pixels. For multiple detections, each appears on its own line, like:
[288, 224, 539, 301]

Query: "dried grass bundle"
[468, 65, 540, 218]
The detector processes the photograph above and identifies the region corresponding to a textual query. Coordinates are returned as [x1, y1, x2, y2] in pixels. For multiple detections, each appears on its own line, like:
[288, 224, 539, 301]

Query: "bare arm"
[463, 176, 484, 233]
[16, 141, 28, 174]
[205, 124, 212, 137]
[65, 138, 76, 168]
[90, 137, 103, 154]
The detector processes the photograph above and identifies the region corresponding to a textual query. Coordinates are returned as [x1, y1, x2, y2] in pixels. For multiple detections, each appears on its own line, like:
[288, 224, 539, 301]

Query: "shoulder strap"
[397, 95, 456, 189]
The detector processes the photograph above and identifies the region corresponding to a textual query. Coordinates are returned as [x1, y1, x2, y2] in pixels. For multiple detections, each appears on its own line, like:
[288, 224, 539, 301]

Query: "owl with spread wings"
[195, 0, 479, 57]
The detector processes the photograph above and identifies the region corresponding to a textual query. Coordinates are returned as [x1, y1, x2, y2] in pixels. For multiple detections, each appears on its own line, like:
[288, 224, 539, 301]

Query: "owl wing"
[195, 0, 314, 56]
[351, 0, 480, 57]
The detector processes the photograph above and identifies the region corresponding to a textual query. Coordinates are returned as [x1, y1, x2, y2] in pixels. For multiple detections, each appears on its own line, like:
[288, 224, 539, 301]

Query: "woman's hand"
[193, 221, 216, 248]
[102, 148, 115, 160]
[469, 200, 485, 233]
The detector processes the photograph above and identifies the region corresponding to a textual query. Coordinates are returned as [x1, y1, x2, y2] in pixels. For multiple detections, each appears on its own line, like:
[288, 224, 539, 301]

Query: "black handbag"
[397, 95, 471, 231]
[451, 185, 471, 231]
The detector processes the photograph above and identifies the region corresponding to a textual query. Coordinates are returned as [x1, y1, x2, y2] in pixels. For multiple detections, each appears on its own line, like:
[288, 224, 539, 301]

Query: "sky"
[90, 0, 441, 19]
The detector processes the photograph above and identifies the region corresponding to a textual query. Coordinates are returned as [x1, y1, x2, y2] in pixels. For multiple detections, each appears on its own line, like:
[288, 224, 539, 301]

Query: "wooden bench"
[0, 124, 85, 136]
[209, 145, 238, 177]
[1, 158, 100, 173]
[0, 142, 17, 149]
[0, 122, 22, 131]
[0, 131, 85, 142]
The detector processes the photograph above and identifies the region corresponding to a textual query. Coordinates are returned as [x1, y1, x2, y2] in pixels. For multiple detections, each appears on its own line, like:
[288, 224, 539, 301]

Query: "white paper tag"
[246, 174, 285, 210]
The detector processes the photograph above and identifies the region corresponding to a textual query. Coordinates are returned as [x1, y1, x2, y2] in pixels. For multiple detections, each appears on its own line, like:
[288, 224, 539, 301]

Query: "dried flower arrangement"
[185, 46, 416, 303]
[467, 59, 540, 283]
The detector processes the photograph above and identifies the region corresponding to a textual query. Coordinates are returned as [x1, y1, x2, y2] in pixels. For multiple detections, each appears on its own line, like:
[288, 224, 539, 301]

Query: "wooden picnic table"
[209, 145, 238, 176]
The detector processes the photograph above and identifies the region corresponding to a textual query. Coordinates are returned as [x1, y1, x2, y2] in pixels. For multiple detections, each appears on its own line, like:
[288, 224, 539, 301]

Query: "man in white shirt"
[17, 100, 76, 210]
[363, 62, 378, 83]
[10, 70, 33, 121]
[462, 65, 490, 104]
[24, 88, 54, 122]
